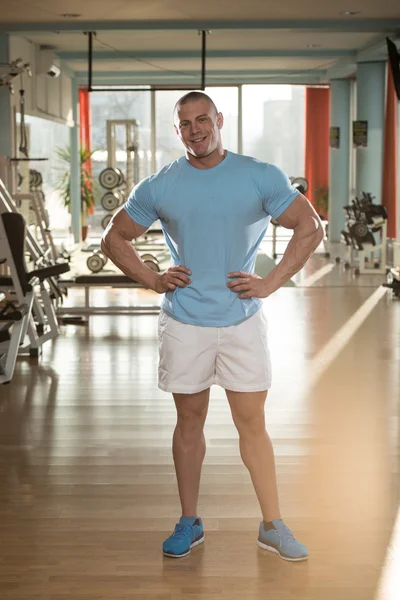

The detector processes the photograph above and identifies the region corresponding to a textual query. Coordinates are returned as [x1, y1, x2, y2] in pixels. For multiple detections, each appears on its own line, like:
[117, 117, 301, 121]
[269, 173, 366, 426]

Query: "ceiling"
[1, 0, 400, 86]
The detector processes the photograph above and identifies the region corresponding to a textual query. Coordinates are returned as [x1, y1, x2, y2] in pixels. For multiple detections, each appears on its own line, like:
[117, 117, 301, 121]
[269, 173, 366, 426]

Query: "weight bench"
[57, 274, 161, 316]
[0, 212, 70, 357]
[0, 298, 30, 384]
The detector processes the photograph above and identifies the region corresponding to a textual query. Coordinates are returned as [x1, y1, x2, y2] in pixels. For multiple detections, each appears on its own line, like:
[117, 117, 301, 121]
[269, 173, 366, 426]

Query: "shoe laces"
[278, 522, 296, 544]
[172, 523, 193, 539]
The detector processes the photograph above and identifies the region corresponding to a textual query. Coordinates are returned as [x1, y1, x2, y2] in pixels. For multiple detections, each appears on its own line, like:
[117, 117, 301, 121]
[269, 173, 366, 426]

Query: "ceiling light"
[340, 11, 361, 15]
[60, 13, 81, 18]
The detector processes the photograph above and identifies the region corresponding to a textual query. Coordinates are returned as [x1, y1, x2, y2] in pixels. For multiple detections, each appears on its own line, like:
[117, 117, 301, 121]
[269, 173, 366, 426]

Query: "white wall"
[9, 36, 74, 127]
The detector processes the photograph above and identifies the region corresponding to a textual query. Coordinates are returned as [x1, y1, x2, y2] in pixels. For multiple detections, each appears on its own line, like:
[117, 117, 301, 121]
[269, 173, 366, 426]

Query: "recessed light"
[60, 13, 81, 18]
[340, 11, 361, 15]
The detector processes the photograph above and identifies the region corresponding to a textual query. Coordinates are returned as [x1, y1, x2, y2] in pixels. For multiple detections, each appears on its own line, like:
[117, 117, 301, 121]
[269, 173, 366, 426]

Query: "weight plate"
[101, 215, 112, 230]
[97, 251, 108, 266]
[143, 259, 160, 272]
[115, 168, 125, 186]
[292, 177, 308, 194]
[101, 192, 120, 211]
[99, 168, 120, 190]
[87, 254, 104, 273]
[352, 222, 368, 239]
[141, 253, 157, 262]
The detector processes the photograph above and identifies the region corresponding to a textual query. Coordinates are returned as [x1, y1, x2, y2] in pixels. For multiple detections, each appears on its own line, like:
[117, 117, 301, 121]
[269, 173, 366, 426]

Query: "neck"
[186, 145, 226, 170]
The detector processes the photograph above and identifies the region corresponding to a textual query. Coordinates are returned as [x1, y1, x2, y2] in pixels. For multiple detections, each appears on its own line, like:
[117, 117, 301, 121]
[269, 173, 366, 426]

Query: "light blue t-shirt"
[124, 151, 298, 327]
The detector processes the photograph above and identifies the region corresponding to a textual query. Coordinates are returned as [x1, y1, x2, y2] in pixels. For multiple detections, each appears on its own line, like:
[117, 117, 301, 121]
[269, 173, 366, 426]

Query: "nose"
[189, 121, 201, 135]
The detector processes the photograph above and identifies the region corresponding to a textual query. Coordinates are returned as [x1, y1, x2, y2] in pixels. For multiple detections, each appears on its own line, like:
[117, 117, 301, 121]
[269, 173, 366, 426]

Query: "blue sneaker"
[257, 519, 308, 562]
[163, 516, 205, 558]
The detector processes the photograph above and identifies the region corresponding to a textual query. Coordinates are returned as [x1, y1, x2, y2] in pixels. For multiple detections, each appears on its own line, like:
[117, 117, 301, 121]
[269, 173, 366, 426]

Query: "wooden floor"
[0, 247, 399, 599]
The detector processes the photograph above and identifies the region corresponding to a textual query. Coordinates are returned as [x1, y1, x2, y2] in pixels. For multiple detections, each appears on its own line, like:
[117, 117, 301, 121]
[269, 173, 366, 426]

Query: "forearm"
[101, 231, 158, 290]
[263, 217, 324, 295]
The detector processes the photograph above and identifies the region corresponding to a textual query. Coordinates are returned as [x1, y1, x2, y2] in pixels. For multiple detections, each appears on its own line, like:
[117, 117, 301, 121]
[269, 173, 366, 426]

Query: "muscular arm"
[264, 193, 324, 294]
[100, 207, 159, 290]
[227, 193, 324, 298]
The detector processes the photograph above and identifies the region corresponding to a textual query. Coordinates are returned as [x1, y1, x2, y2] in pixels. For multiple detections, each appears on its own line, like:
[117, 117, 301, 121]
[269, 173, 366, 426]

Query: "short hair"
[174, 91, 218, 120]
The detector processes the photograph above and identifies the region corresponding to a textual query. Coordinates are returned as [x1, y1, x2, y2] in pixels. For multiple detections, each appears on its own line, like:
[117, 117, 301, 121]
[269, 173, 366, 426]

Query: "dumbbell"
[102, 214, 112, 230]
[291, 177, 308, 195]
[99, 167, 125, 190]
[101, 191, 124, 211]
[86, 251, 108, 273]
[141, 253, 160, 272]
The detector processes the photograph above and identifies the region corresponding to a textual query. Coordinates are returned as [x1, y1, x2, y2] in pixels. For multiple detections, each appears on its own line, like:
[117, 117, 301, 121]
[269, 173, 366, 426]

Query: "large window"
[155, 87, 238, 171]
[242, 85, 306, 178]
[87, 85, 306, 236]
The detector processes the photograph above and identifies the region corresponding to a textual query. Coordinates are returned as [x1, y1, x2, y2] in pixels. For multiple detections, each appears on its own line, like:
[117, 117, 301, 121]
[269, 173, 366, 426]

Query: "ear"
[174, 125, 179, 136]
[217, 112, 224, 129]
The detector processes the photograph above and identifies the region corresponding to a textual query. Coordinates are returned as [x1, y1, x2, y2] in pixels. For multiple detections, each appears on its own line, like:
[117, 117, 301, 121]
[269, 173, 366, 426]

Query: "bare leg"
[226, 389, 281, 522]
[172, 388, 210, 517]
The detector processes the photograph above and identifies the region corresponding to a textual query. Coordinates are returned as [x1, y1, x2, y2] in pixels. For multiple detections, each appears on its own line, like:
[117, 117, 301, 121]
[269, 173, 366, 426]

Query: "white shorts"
[158, 308, 272, 394]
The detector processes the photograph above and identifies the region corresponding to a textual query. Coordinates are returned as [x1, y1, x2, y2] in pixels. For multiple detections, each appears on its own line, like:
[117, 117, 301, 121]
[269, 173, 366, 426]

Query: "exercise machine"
[338, 192, 388, 275]
[383, 242, 400, 297]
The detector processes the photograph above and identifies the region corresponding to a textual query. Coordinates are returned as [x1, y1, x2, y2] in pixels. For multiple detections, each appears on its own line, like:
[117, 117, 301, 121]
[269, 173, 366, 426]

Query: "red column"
[79, 87, 91, 155]
[78, 87, 94, 215]
[382, 62, 397, 239]
[304, 88, 330, 217]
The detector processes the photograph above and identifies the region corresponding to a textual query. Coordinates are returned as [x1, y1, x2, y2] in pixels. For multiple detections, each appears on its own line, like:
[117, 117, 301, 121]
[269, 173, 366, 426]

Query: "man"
[101, 91, 324, 562]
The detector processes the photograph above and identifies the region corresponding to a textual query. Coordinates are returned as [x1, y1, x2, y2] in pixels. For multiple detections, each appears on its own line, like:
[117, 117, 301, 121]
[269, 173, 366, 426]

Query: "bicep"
[276, 193, 322, 231]
[103, 206, 149, 243]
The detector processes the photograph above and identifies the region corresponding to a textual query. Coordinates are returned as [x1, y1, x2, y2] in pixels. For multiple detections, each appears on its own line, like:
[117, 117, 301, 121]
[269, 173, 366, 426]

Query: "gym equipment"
[86, 251, 108, 273]
[101, 191, 123, 211]
[0, 157, 60, 264]
[271, 175, 332, 260]
[0, 296, 29, 384]
[383, 268, 400, 297]
[338, 191, 388, 275]
[57, 274, 160, 317]
[106, 120, 139, 190]
[99, 167, 123, 190]
[0, 58, 31, 92]
[101, 214, 112, 230]
[97, 120, 140, 234]
[29, 169, 43, 188]
[291, 177, 309, 195]
[140, 253, 160, 272]
[0, 176, 68, 301]
[0, 212, 70, 360]
[382, 242, 400, 297]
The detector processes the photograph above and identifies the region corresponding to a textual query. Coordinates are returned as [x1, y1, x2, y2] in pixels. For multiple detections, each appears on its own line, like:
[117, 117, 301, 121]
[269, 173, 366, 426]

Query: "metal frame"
[57, 280, 160, 316]
[106, 119, 140, 189]
[85, 30, 210, 92]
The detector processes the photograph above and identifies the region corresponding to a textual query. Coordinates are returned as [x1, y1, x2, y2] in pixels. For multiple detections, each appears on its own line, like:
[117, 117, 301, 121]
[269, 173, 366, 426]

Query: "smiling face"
[174, 97, 224, 161]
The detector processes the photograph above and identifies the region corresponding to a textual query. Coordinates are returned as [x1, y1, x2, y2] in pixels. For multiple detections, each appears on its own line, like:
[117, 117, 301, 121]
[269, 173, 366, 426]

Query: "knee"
[235, 413, 266, 440]
[177, 410, 206, 441]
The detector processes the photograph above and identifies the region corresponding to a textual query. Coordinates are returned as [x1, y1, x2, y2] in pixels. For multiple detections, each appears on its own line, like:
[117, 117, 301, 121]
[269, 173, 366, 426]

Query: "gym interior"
[0, 4, 400, 599]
